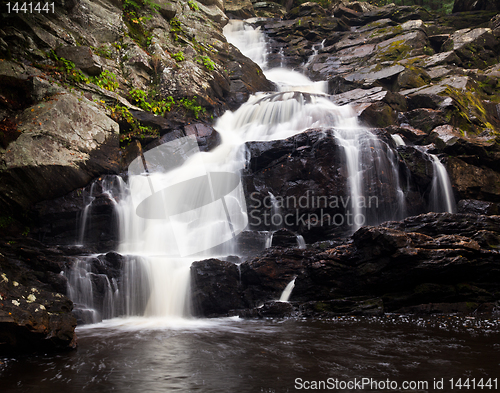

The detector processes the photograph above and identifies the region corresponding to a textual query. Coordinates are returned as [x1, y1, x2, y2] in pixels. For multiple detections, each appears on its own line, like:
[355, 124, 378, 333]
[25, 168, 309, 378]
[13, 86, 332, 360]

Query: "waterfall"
[279, 278, 296, 302]
[65, 20, 456, 325]
[429, 155, 456, 213]
[390, 134, 455, 213]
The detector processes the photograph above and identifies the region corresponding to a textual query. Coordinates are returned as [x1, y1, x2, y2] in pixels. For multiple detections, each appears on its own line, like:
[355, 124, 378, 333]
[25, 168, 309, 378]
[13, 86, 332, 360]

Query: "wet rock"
[442, 27, 500, 69]
[224, 45, 276, 109]
[358, 101, 399, 128]
[300, 297, 384, 317]
[184, 123, 221, 151]
[0, 239, 77, 354]
[155, 0, 179, 19]
[231, 300, 296, 318]
[402, 108, 447, 134]
[395, 145, 434, 188]
[193, 213, 500, 318]
[457, 199, 500, 215]
[234, 231, 270, 257]
[191, 258, 245, 317]
[270, 228, 301, 248]
[447, 157, 500, 201]
[30, 176, 122, 252]
[345, 64, 405, 87]
[396, 67, 431, 89]
[286, 2, 328, 19]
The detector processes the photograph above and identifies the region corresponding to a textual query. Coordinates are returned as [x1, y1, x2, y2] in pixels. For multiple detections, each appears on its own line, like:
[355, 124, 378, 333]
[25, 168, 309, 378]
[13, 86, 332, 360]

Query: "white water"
[429, 154, 456, 213]
[279, 278, 296, 302]
[390, 134, 455, 213]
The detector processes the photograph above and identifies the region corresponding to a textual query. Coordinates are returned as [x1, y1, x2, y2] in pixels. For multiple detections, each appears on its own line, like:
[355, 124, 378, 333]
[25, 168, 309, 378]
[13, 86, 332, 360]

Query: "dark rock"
[30, 176, 122, 252]
[0, 93, 120, 216]
[358, 101, 398, 128]
[396, 67, 431, 90]
[155, 0, 179, 20]
[224, 45, 275, 109]
[191, 258, 244, 316]
[234, 230, 270, 257]
[270, 228, 301, 248]
[300, 297, 384, 317]
[225, 0, 255, 18]
[193, 213, 500, 318]
[285, 2, 328, 19]
[453, 0, 500, 12]
[402, 108, 447, 133]
[447, 157, 500, 201]
[184, 123, 221, 152]
[457, 199, 500, 215]
[0, 239, 77, 355]
[230, 300, 296, 318]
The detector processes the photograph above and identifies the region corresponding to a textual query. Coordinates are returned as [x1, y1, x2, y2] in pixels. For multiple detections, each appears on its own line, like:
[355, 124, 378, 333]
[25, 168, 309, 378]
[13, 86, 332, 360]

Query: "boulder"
[55, 46, 103, 76]
[0, 93, 120, 214]
[184, 123, 221, 151]
[191, 258, 245, 316]
[402, 108, 447, 134]
[447, 157, 500, 201]
[224, 0, 256, 18]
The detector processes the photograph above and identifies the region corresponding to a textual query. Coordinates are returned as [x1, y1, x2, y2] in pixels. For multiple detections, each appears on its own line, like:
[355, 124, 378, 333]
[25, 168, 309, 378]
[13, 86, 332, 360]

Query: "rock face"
[0, 238, 77, 354]
[0, 91, 120, 214]
[191, 213, 500, 318]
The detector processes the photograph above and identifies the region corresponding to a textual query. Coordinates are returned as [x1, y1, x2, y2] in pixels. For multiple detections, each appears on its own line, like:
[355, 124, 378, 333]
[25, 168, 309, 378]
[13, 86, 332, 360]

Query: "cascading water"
[429, 154, 456, 213]
[279, 277, 296, 302]
[391, 134, 455, 213]
[66, 19, 456, 324]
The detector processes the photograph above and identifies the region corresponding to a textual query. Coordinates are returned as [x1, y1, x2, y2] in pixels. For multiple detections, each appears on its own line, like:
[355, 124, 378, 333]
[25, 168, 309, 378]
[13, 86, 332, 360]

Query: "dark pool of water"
[1, 315, 499, 392]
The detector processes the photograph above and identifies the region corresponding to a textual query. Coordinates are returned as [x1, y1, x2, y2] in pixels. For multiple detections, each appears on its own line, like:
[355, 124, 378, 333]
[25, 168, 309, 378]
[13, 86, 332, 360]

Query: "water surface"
[2, 316, 499, 392]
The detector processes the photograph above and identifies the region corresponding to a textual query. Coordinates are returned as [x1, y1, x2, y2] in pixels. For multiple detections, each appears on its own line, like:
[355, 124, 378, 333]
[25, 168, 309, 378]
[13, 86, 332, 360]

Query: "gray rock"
[0, 93, 119, 212]
[56, 46, 103, 76]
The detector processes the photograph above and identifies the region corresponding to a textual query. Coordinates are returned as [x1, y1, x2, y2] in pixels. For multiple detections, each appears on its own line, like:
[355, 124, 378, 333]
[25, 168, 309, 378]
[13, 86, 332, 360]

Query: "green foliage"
[91, 70, 119, 91]
[128, 89, 175, 115]
[197, 55, 216, 71]
[92, 45, 114, 59]
[122, 0, 158, 48]
[48, 50, 90, 85]
[111, 105, 160, 146]
[0, 216, 14, 229]
[179, 96, 206, 119]
[188, 0, 199, 11]
[171, 51, 185, 62]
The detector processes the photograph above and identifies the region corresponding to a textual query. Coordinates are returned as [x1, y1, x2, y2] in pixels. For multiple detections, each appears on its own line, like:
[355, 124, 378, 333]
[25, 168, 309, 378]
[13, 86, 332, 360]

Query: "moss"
[378, 40, 411, 62]
[441, 87, 494, 135]
[313, 302, 330, 312]
[369, 25, 403, 39]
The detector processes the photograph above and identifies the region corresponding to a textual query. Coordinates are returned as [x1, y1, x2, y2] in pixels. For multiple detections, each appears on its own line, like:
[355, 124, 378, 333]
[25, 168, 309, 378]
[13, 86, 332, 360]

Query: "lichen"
[378, 40, 412, 62]
[441, 86, 495, 135]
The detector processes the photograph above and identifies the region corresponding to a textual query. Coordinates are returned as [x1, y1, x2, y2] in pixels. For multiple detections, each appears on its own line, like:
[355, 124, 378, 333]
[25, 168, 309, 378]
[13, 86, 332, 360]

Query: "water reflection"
[1, 316, 499, 393]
